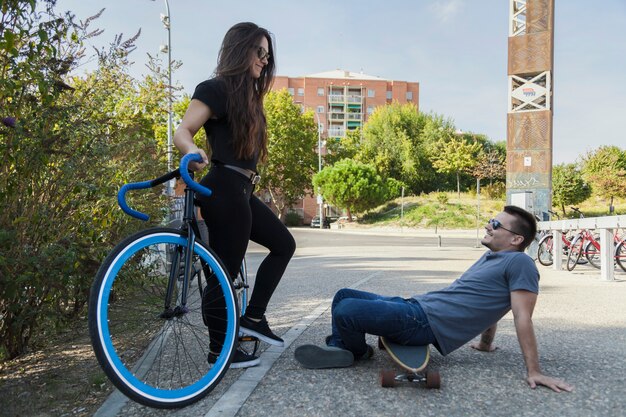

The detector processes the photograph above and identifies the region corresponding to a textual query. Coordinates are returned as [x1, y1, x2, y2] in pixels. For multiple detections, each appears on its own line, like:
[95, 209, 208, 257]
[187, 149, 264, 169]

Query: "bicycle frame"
[117, 154, 214, 319]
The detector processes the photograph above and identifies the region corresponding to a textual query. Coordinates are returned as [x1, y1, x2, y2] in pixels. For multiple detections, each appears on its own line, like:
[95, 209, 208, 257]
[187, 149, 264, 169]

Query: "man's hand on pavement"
[527, 373, 574, 393]
[469, 342, 497, 352]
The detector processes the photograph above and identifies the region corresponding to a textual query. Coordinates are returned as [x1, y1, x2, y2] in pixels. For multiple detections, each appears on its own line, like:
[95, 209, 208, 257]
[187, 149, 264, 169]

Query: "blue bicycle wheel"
[89, 228, 238, 408]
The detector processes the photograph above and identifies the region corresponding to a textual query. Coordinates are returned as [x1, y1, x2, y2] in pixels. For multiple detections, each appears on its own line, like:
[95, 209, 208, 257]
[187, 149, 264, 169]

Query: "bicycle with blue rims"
[88, 153, 248, 408]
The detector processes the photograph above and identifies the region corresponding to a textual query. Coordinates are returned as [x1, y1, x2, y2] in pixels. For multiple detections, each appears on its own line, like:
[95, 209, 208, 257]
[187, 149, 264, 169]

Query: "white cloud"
[430, 0, 465, 22]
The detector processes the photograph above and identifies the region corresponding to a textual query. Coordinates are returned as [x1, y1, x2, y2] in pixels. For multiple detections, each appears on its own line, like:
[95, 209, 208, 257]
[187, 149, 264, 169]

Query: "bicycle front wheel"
[567, 234, 584, 271]
[88, 228, 238, 408]
[537, 234, 554, 266]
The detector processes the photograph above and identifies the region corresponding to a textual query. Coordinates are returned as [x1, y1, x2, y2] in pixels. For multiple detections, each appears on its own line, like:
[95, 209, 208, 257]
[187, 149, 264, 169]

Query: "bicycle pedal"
[239, 335, 259, 343]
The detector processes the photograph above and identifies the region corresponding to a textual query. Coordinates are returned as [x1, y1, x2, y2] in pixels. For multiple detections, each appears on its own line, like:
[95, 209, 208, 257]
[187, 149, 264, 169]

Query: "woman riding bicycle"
[174, 22, 295, 368]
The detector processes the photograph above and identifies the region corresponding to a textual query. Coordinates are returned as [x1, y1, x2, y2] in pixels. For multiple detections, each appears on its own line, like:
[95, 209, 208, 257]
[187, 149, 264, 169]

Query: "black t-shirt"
[191, 78, 259, 171]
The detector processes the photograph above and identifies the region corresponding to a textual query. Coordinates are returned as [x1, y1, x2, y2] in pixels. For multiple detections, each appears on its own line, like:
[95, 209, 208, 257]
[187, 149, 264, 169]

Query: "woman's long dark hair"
[215, 22, 275, 162]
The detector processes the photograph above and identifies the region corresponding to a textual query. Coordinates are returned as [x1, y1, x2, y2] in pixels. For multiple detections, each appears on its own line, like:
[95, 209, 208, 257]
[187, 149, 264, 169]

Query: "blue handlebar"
[180, 153, 212, 198]
[117, 153, 212, 221]
[118, 181, 152, 221]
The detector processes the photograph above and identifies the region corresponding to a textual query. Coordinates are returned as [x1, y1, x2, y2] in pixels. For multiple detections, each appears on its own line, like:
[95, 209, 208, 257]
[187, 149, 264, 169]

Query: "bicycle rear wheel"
[584, 240, 601, 269]
[88, 228, 238, 408]
[537, 234, 554, 266]
[567, 234, 584, 271]
[616, 239, 626, 273]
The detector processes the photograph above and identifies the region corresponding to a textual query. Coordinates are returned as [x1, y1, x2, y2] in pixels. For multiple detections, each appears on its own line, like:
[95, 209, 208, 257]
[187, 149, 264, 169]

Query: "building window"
[317, 106, 324, 113]
[298, 88, 304, 96]
[406, 91, 413, 100]
[288, 88, 295, 95]
[367, 89, 375, 98]
[367, 106, 374, 114]
[317, 87, 324, 96]
[386, 91, 392, 99]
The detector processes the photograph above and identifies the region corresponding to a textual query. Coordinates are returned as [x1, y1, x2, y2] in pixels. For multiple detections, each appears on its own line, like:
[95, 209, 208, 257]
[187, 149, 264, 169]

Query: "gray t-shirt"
[413, 250, 539, 356]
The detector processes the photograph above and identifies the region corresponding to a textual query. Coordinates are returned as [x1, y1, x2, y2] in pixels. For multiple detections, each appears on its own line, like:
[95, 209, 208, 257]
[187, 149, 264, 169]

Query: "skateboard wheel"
[425, 370, 441, 389]
[380, 370, 396, 388]
[378, 337, 386, 351]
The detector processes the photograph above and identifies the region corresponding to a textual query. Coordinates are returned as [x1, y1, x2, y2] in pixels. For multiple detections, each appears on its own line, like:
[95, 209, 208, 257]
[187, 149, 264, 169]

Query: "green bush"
[0, 4, 169, 360]
[483, 182, 506, 199]
[436, 193, 449, 204]
[284, 211, 302, 227]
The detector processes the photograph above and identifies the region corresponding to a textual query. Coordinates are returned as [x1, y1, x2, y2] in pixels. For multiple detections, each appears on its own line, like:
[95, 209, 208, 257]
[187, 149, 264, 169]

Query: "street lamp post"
[153, 0, 173, 196]
[314, 112, 323, 229]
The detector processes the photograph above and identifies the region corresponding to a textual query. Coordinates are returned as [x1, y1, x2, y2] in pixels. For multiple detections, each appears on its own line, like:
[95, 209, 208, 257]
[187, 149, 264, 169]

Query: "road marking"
[204, 270, 382, 417]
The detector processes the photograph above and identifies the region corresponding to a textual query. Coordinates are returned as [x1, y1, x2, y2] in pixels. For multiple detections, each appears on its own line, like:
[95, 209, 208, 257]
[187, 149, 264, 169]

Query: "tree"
[357, 104, 438, 194]
[259, 89, 317, 219]
[472, 149, 506, 185]
[552, 163, 592, 216]
[313, 159, 387, 220]
[430, 135, 482, 198]
[580, 146, 626, 213]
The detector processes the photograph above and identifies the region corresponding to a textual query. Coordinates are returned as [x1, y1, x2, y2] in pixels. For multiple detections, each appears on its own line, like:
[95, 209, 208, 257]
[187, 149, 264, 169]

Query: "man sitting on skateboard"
[295, 206, 573, 393]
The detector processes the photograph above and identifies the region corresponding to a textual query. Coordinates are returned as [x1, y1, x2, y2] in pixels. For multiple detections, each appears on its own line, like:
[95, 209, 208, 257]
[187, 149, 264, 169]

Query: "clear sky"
[54, 0, 626, 164]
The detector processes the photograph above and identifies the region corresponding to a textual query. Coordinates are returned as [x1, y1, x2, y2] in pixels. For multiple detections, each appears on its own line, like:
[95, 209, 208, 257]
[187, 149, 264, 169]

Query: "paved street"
[96, 227, 626, 417]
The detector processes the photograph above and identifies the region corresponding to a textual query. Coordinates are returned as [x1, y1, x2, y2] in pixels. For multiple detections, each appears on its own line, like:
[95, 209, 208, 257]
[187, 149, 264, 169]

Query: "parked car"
[310, 216, 339, 228]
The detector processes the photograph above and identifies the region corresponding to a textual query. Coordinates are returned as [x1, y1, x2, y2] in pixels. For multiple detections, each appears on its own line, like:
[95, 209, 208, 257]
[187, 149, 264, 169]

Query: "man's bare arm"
[470, 323, 498, 352]
[511, 290, 573, 393]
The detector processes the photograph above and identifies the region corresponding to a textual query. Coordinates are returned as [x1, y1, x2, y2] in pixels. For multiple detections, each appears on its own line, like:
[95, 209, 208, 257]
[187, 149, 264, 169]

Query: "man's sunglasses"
[256, 46, 270, 61]
[488, 219, 521, 236]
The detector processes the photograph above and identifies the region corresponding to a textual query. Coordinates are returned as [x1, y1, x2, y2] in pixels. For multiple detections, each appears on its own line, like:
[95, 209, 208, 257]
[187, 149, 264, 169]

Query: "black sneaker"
[239, 316, 284, 347]
[208, 347, 260, 369]
[294, 344, 354, 369]
[357, 344, 374, 361]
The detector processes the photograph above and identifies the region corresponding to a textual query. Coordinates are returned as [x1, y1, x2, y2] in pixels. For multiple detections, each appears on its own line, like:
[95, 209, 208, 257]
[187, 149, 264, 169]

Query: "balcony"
[328, 128, 345, 137]
[328, 95, 345, 103]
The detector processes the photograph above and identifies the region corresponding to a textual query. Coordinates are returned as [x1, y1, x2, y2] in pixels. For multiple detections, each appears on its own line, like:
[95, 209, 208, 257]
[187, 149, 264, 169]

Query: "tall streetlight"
[314, 112, 324, 229]
[153, 0, 173, 196]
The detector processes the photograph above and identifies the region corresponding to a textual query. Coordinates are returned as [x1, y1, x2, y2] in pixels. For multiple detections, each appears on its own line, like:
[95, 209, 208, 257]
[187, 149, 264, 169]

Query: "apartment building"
[271, 70, 420, 225]
[273, 69, 419, 140]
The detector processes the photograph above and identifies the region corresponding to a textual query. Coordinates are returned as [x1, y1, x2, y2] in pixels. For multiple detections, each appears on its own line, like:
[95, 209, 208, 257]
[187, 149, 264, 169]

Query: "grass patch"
[360, 192, 625, 229]
[361, 191, 505, 229]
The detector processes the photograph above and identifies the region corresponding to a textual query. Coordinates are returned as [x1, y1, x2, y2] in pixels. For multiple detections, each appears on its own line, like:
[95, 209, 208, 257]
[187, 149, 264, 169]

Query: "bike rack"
[538, 215, 625, 281]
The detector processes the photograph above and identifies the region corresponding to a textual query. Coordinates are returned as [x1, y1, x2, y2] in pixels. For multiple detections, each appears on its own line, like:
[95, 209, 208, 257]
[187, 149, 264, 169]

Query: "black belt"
[222, 164, 261, 185]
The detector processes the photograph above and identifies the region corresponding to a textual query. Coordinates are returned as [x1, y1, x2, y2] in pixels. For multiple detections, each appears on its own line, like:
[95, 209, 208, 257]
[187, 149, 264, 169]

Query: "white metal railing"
[538, 215, 625, 281]
[329, 95, 344, 103]
[346, 95, 362, 103]
[347, 113, 362, 120]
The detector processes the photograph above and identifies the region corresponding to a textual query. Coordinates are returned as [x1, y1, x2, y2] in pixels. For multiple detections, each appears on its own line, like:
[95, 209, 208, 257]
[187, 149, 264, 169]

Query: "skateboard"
[378, 336, 441, 389]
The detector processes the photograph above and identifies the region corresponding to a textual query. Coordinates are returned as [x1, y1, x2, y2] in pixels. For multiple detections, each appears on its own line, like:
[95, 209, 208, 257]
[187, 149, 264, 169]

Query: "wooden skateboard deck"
[378, 337, 441, 389]
[379, 337, 430, 373]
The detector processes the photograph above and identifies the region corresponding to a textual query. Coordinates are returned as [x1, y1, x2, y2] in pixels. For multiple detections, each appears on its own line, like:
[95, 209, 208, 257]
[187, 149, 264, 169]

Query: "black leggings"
[199, 166, 295, 348]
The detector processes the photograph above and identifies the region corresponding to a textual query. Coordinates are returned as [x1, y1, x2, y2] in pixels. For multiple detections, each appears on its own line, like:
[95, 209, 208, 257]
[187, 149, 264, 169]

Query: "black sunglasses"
[488, 219, 521, 236]
[256, 46, 270, 61]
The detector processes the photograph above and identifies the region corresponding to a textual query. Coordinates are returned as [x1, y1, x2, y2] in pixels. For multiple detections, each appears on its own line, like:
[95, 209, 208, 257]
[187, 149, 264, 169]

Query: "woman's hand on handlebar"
[185, 148, 209, 172]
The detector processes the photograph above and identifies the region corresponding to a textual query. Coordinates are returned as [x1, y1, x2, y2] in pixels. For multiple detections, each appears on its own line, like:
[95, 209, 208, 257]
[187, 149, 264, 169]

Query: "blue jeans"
[327, 288, 436, 358]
